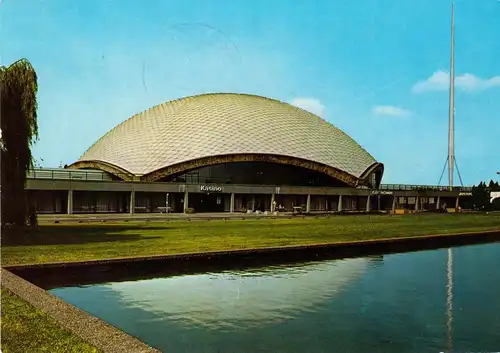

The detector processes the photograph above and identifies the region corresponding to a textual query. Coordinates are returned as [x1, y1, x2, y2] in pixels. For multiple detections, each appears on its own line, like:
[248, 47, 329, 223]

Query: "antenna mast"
[448, 0, 455, 189]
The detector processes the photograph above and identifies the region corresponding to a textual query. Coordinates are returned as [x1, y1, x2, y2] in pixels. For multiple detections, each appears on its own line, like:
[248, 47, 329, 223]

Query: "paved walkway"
[37, 211, 375, 223]
[38, 212, 297, 223]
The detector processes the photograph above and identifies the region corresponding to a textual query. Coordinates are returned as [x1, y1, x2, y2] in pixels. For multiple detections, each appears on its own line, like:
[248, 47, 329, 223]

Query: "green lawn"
[2, 213, 500, 266]
[0, 289, 99, 353]
[1, 213, 499, 352]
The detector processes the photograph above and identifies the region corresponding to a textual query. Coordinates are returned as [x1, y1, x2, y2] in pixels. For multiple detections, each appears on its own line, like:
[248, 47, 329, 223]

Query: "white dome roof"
[77, 93, 379, 182]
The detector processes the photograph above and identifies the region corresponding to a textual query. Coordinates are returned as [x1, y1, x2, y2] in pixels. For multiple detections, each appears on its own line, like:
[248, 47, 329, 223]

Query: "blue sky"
[1, 0, 499, 185]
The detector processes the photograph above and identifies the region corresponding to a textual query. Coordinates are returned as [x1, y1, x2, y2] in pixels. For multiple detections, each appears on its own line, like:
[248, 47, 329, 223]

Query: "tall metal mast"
[438, 0, 463, 189]
[448, 1, 455, 189]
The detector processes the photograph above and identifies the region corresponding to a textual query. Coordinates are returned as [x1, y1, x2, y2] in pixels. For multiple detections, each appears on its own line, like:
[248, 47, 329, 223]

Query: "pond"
[50, 242, 500, 352]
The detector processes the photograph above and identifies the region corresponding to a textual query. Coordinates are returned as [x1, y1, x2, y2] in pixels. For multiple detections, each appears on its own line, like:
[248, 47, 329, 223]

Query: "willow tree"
[1, 59, 39, 227]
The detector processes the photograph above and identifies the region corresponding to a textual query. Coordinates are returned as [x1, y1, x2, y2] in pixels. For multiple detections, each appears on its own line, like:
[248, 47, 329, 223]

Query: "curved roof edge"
[357, 162, 384, 188]
[71, 153, 384, 188]
[68, 160, 136, 181]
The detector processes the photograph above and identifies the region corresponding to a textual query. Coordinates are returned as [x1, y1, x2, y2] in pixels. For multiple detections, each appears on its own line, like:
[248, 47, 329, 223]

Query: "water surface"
[51, 242, 500, 352]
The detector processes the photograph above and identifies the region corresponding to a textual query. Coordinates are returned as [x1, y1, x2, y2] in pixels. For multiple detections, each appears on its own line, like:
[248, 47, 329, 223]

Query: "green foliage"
[488, 180, 500, 192]
[1, 59, 39, 227]
[470, 180, 500, 211]
[471, 182, 490, 211]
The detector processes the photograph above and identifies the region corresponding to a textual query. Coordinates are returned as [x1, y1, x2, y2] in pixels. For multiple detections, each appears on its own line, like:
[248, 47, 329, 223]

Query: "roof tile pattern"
[79, 93, 378, 178]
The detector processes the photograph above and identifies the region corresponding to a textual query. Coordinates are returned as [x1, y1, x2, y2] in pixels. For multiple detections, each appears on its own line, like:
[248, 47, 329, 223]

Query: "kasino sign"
[200, 185, 223, 193]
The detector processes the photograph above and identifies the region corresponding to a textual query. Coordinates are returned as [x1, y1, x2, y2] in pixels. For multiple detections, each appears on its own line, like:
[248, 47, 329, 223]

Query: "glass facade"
[161, 162, 350, 187]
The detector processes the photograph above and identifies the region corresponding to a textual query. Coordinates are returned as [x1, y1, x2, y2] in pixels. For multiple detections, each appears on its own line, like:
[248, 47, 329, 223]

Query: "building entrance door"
[190, 193, 225, 213]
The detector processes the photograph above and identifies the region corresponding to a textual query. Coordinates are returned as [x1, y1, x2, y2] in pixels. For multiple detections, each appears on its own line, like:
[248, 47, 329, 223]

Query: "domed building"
[66, 93, 383, 213]
[26, 93, 466, 215]
[71, 93, 383, 188]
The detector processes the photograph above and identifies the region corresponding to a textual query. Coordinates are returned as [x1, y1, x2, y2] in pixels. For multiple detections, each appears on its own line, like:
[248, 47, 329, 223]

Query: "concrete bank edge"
[1, 269, 161, 353]
[6, 229, 500, 270]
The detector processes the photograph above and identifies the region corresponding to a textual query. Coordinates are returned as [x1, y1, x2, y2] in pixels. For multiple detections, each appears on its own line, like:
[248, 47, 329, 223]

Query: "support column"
[366, 195, 371, 212]
[67, 190, 73, 215]
[183, 189, 189, 213]
[325, 196, 329, 212]
[251, 195, 255, 211]
[230, 193, 235, 213]
[129, 190, 135, 214]
[392, 195, 396, 213]
[270, 193, 275, 212]
[415, 195, 420, 211]
[306, 194, 311, 213]
[338, 195, 343, 212]
[436, 196, 441, 210]
[377, 194, 381, 211]
[455, 196, 460, 211]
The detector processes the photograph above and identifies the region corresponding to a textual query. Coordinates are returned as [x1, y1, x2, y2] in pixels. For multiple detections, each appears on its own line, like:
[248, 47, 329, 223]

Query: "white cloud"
[412, 70, 500, 93]
[371, 105, 412, 118]
[289, 97, 326, 117]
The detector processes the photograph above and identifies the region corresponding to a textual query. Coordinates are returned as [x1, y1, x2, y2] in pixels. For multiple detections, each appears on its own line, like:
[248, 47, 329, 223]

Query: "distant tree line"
[467, 180, 500, 211]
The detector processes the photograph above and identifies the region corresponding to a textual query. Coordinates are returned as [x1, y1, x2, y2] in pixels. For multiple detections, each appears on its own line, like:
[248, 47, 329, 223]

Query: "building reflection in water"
[107, 257, 374, 330]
